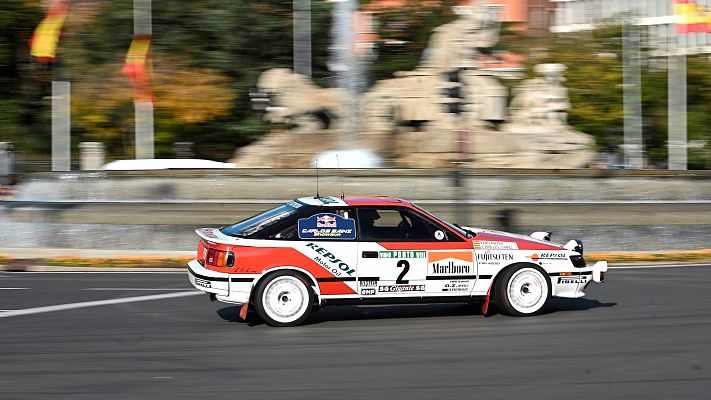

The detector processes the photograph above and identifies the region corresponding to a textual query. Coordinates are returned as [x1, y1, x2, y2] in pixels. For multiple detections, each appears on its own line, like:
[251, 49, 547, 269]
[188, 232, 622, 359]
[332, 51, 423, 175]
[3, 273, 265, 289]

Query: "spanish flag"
[30, 0, 69, 62]
[122, 36, 153, 102]
[674, 0, 711, 34]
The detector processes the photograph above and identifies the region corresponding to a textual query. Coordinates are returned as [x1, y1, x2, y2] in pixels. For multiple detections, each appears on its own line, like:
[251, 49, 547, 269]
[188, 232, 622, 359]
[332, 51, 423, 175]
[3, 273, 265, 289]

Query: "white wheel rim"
[506, 268, 548, 314]
[262, 276, 309, 324]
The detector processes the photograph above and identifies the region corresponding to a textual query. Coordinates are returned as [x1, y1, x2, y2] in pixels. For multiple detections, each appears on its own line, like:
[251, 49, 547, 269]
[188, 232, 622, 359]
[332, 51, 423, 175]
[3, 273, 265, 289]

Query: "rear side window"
[269, 208, 355, 241]
[221, 202, 310, 238]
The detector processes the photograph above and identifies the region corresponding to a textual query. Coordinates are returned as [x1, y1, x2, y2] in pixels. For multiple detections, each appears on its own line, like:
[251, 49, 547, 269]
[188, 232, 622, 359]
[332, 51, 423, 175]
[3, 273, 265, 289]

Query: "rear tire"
[494, 264, 550, 316]
[254, 271, 314, 327]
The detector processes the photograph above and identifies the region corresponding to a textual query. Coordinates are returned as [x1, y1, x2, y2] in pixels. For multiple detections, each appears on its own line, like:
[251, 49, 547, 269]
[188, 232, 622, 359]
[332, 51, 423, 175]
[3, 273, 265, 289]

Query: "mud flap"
[481, 285, 492, 316]
[239, 303, 249, 320]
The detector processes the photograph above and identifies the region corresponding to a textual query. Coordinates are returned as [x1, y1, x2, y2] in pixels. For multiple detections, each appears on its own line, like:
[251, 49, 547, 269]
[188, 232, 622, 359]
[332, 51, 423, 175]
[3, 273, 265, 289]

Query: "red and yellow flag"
[30, 0, 69, 62]
[122, 36, 153, 102]
[674, 0, 711, 34]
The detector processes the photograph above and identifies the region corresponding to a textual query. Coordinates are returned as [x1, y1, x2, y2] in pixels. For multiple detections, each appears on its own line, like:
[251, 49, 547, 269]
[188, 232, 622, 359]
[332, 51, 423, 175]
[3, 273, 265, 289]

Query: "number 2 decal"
[396, 260, 410, 284]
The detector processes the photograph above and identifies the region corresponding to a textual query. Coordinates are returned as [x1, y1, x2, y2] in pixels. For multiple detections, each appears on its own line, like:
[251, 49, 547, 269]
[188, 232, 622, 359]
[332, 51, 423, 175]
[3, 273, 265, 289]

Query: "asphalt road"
[1, 265, 710, 399]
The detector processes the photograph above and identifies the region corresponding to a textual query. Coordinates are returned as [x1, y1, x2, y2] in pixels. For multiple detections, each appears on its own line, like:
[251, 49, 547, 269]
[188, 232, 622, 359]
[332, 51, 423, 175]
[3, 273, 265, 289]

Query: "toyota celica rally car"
[187, 196, 607, 326]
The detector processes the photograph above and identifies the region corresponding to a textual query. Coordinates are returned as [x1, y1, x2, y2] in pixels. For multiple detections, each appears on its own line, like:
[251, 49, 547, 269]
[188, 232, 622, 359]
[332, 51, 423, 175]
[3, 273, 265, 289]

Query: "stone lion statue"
[256, 68, 344, 131]
[508, 63, 571, 127]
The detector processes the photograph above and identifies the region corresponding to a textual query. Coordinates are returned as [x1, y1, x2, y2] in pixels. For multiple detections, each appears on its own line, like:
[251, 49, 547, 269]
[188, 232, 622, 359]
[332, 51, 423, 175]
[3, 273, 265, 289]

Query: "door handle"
[361, 251, 378, 258]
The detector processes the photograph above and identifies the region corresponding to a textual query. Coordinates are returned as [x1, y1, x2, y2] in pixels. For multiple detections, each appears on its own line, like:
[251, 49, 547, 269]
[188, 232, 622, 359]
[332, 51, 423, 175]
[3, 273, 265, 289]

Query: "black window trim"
[355, 205, 465, 243]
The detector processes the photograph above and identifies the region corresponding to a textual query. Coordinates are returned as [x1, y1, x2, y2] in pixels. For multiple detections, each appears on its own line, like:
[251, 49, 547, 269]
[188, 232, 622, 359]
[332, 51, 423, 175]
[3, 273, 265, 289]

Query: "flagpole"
[133, 0, 154, 160]
[668, 46, 687, 170]
[44, 0, 71, 172]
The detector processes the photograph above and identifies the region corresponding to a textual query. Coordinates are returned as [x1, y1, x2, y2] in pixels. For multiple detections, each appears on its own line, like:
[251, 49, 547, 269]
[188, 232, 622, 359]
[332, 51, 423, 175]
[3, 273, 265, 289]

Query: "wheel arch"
[250, 266, 321, 303]
[490, 262, 552, 300]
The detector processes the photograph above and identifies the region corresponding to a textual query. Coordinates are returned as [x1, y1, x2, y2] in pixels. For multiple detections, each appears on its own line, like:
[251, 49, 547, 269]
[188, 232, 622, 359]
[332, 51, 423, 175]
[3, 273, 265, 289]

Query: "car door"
[356, 206, 475, 298]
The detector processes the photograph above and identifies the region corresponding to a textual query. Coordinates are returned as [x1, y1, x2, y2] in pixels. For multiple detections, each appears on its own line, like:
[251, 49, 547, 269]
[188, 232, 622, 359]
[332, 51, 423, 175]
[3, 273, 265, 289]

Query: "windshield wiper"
[454, 223, 476, 238]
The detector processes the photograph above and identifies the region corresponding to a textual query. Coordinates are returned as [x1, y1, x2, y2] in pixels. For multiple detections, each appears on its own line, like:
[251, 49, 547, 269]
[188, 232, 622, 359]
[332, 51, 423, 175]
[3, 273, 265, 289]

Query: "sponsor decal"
[442, 280, 469, 292]
[194, 278, 212, 288]
[530, 252, 568, 261]
[379, 250, 426, 259]
[428, 251, 473, 275]
[199, 229, 218, 239]
[472, 240, 518, 250]
[305, 242, 355, 276]
[360, 280, 378, 287]
[435, 230, 445, 240]
[298, 213, 356, 240]
[379, 285, 425, 293]
[361, 288, 376, 296]
[558, 276, 588, 284]
[476, 251, 514, 266]
[319, 197, 340, 204]
[431, 262, 471, 274]
[287, 201, 303, 209]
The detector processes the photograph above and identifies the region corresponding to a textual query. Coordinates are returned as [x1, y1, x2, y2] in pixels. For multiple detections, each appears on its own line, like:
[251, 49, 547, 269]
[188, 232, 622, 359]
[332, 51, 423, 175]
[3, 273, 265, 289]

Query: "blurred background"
[0, 0, 709, 254]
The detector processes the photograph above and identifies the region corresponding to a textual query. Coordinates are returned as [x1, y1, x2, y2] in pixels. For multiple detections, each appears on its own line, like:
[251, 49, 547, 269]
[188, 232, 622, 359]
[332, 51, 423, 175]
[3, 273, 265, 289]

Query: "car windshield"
[411, 203, 470, 238]
[221, 201, 304, 238]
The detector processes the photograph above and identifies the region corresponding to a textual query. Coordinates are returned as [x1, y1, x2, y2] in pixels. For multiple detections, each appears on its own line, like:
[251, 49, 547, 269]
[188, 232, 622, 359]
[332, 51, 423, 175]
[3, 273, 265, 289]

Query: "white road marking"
[82, 288, 191, 291]
[609, 263, 711, 270]
[0, 291, 202, 319]
[0, 287, 29, 290]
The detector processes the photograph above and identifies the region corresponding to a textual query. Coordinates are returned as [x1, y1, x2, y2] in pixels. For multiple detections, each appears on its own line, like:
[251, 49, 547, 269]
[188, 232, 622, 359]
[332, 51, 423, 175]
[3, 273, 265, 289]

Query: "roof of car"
[297, 196, 411, 207]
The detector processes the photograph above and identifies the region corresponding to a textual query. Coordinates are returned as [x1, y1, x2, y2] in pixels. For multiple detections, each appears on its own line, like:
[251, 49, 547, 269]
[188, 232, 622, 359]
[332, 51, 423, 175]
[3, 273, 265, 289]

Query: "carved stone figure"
[256, 68, 344, 132]
[232, 4, 596, 169]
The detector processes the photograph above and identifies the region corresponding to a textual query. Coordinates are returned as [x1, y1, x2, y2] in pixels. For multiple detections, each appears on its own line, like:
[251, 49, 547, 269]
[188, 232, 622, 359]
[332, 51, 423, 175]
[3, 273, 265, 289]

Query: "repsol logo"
[476, 253, 514, 261]
[306, 243, 355, 276]
[539, 253, 567, 259]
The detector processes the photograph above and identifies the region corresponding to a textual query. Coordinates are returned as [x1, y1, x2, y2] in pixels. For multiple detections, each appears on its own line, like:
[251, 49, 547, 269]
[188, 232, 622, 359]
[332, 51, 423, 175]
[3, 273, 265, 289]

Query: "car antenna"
[315, 157, 320, 198]
[336, 154, 345, 200]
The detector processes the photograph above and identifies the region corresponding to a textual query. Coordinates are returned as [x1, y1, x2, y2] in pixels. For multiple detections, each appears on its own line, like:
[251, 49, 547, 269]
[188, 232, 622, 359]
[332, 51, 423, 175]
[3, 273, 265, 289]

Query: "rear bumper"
[187, 259, 230, 295]
[186, 259, 253, 304]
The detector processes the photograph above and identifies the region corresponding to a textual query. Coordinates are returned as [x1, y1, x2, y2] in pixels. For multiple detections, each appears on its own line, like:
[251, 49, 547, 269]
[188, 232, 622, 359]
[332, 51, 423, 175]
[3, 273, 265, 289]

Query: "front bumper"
[591, 261, 608, 283]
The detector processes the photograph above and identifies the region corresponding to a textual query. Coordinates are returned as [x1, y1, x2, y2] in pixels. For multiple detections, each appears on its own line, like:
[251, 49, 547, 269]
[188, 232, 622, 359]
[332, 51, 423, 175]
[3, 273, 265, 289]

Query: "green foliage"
[1, 0, 335, 163]
[533, 25, 710, 168]
[0, 1, 47, 154]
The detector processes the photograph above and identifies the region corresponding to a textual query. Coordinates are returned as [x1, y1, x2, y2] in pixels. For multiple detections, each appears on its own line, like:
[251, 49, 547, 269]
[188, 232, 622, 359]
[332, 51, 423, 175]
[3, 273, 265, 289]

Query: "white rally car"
[187, 196, 607, 326]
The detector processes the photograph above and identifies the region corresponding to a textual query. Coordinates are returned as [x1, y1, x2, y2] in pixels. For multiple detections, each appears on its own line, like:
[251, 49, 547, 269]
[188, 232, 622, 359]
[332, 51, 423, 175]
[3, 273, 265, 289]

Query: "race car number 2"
[396, 260, 410, 284]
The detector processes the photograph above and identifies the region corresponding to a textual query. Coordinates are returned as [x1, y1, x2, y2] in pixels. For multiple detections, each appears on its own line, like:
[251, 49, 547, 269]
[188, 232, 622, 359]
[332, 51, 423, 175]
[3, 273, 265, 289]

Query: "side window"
[270, 208, 354, 240]
[358, 207, 460, 242]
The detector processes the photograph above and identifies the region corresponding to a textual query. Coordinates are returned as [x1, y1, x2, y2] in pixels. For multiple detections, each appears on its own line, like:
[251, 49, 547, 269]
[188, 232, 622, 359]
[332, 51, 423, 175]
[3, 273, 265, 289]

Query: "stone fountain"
[231, 3, 595, 169]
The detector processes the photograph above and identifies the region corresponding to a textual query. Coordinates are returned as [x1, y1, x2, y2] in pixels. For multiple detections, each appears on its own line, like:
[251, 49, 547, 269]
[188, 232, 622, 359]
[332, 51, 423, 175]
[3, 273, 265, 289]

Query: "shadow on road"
[545, 298, 617, 313]
[216, 298, 616, 326]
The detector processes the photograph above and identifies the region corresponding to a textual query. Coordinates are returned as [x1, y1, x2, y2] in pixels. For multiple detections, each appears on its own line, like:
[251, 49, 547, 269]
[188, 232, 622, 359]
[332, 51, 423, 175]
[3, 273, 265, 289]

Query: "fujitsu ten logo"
[476, 253, 514, 261]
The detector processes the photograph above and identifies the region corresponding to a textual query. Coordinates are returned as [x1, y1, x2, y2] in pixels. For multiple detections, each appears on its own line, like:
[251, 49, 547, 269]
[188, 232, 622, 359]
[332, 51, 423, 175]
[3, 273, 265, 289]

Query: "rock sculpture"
[232, 4, 596, 169]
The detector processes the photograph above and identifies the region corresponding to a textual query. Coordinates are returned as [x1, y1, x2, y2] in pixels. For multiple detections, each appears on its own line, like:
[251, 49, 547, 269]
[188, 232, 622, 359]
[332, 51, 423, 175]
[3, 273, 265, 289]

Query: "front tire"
[254, 271, 314, 327]
[494, 264, 550, 316]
